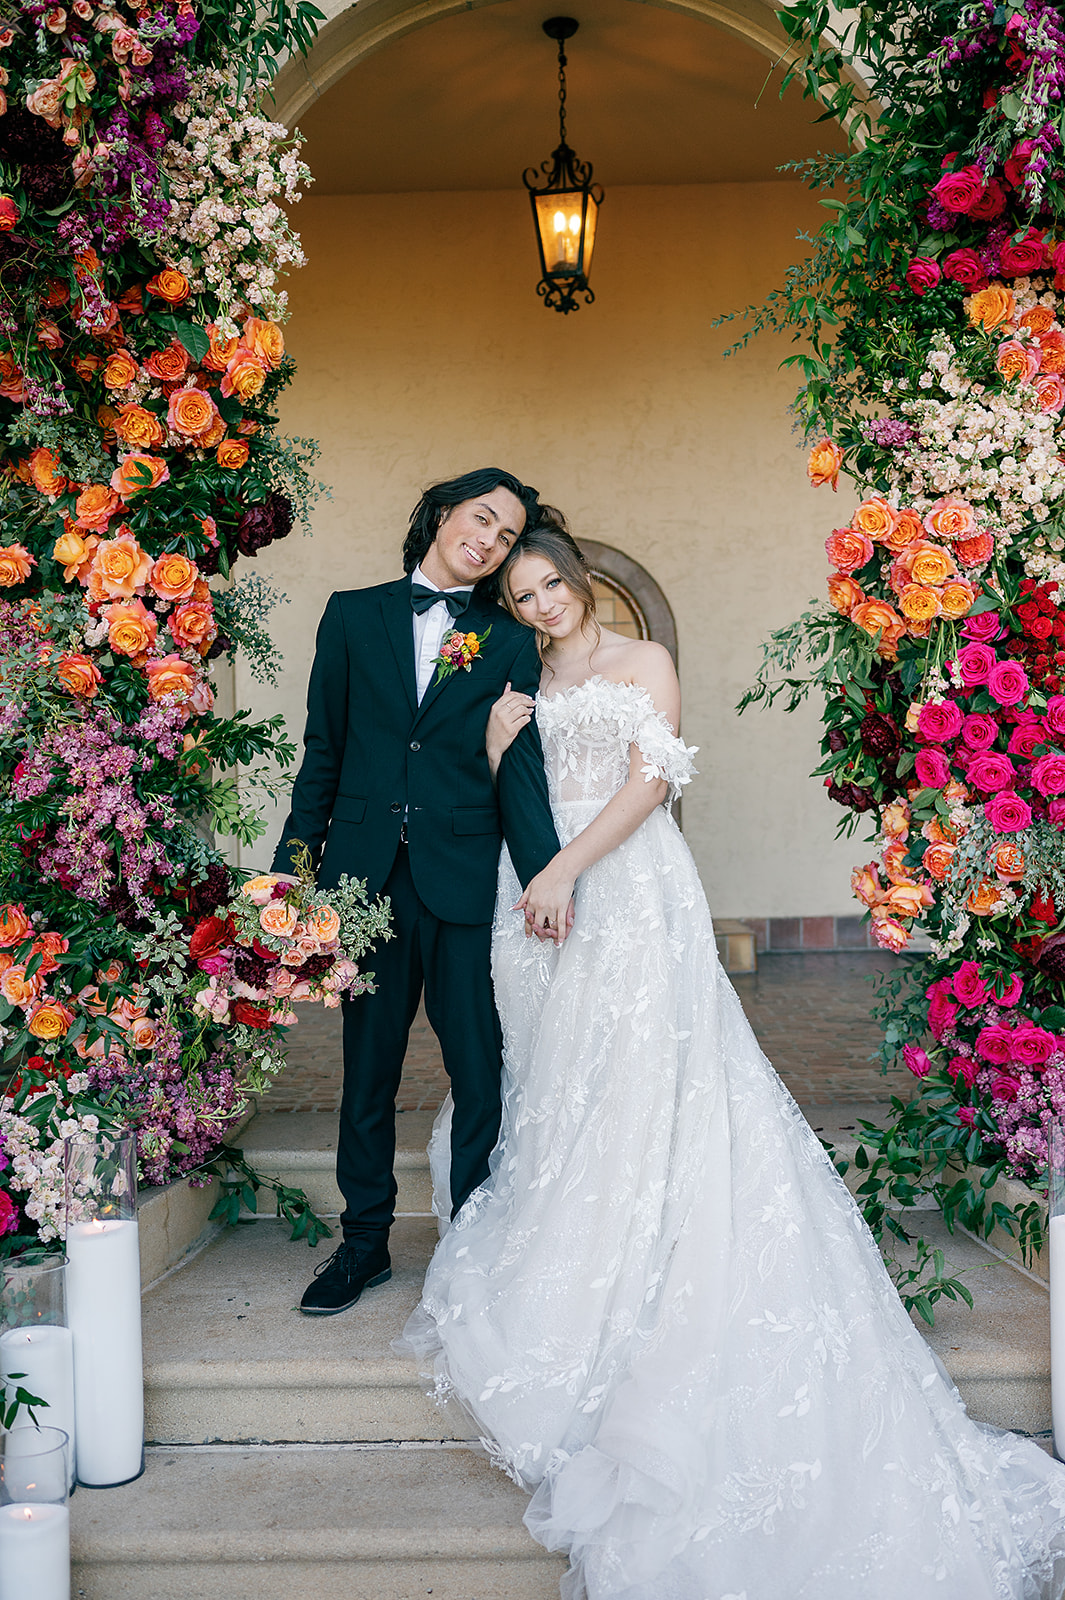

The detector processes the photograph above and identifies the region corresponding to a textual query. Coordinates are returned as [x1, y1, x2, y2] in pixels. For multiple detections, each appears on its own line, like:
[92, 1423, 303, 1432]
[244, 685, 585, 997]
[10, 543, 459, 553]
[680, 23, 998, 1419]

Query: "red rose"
[942, 248, 987, 289]
[969, 179, 1007, 221]
[233, 1000, 273, 1028]
[0, 196, 17, 232]
[932, 165, 986, 214]
[189, 915, 235, 961]
[999, 227, 1049, 277]
[1004, 138, 1036, 190]
[905, 257, 941, 296]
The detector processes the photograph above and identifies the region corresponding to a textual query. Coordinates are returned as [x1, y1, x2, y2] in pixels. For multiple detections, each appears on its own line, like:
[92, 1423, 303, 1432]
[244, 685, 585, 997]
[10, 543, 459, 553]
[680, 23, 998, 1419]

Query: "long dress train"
[401, 675, 1065, 1600]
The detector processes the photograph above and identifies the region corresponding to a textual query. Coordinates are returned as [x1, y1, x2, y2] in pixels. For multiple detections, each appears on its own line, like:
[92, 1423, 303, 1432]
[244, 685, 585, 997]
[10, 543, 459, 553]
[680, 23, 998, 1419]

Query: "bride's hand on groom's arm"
[486, 682, 535, 778]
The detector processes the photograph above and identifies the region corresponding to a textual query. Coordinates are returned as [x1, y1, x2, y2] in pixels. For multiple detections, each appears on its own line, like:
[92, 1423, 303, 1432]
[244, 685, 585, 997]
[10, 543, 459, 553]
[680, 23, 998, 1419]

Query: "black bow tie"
[410, 583, 472, 619]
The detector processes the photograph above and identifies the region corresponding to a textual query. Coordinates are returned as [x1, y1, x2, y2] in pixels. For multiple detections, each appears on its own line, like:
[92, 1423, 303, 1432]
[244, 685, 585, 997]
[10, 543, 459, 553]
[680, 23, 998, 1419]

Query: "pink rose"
[932, 164, 986, 214]
[915, 747, 952, 788]
[961, 610, 1004, 644]
[999, 227, 1049, 276]
[949, 1055, 979, 1087]
[952, 960, 990, 1008]
[942, 248, 987, 289]
[955, 642, 996, 686]
[1004, 138, 1037, 189]
[916, 701, 962, 744]
[903, 1044, 933, 1077]
[1055, 241, 1065, 290]
[1012, 1024, 1056, 1067]
[961, 712, 999, 751]
[1045, 696, 1065, 739]
[994, 973, 1024, 1007]
[969, 179, 1006, 220]
[991, 1073, 1021, 1102]
[985, 790, 1032, 832]
[927, 979, 959, 1041]
[1031, 751, 1065, 796]
[966, 752, 1016, 792]
[975, 1023, 1015, 1063]
[196, 953, 230, 976]
[987, 659, 1029, 707]
[1048, 797, 1065, 831]
[957, 1105, 976, 1126]
[906, 257, 941, 296]
[1008, 718, 1046, 760]
[1034, 373, 1065, 414]
[872, 918, 911, 954]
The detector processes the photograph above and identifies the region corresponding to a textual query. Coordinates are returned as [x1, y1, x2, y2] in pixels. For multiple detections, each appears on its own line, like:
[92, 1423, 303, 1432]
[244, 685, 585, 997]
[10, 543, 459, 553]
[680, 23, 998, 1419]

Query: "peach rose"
[881, 507, 923, 554]
[898, 584, 942, 623]
[242, 317, 285, 370]
[188, 678, 215, 715]
[807, 438, 843, 490]
[880, 800, 911, 839]
[130, 1017, 157, 1050]
[28, 445, 67, 496]
[995, 339, 1040, 382]
[56, 652, 103, 696]
[104, 597, 158, 657]
[216, 439, 250, 470]
[923, 815, 960, 844]
[994, 843, 1025, 882]
[36, 317, 63, 351]
[954, 530, 995, 566]
[940, 579, 976, 619]
[241, 875, 279, 906]
[27, 1000, 74, 1040]
[169, 598, 216, 650]
[31, 932, 68, 975]
[852, 497, 897, 543]
[881, 840, 912, 886]
[968, 284, 1016, 331]
[199, 412, 227, 448]
[111, 453, 169, 499]
[1034, 373, 1065, 413]
[307, 905, 341, 943]
[922, 841, 956, 882]
[966, 879, 1002, 916]
[827, 574, 864, 614]
[0, 353, 24, 401]
[98, 960, 125, 984]
[1020, 305, 1055, 335]
[144, 339, 189, 384]
[882, 881, 933, 919]
[103, 349, 138, 390]
[1037, 329, 1065, 373]
[220, 350, 268, 402]
[851, 599, 905, 657]
[75, 482, 121, 532]
[0, 543, 35, 586]
[825, 527, 873, 574]
[872, 918, 911, 954]
[113, 403, 165, 449]
[922, 495, 976, 542]
[53, 525, 98, 582]
[1, 965, 42, 1007]
[850, 864, 881, 908]
[145, 268, 190, 304]
[0, 903, 31, 947]
[202, 324, 239, 372]
[260, 901, 300, 938]
[908, 541, 957, 587]
[91, 531, 151, 598]
[26, 77, 64, 125]
[146, 653, 197, 701]
[150, 551, 198, 602]
[167, 387, 220, 439]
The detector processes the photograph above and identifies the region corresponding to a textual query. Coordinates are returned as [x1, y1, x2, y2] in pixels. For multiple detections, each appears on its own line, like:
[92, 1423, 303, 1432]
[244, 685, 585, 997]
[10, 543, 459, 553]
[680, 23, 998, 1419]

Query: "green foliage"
[202, 1146, 334, 1246]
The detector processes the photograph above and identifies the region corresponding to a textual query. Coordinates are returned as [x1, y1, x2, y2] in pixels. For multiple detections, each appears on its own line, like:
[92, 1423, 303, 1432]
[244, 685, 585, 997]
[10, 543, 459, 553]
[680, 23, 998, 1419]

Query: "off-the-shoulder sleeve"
[624, 692, 699, 801]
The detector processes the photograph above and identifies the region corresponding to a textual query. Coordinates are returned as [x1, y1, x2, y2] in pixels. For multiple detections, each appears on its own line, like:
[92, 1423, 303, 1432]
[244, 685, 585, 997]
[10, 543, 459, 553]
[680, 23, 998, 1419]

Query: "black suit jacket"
[272, 578, 561, 925]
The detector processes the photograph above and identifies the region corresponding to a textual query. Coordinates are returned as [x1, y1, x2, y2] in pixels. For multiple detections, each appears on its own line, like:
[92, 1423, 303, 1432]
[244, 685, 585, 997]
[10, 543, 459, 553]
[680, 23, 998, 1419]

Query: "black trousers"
[337, 845, 503, 1244]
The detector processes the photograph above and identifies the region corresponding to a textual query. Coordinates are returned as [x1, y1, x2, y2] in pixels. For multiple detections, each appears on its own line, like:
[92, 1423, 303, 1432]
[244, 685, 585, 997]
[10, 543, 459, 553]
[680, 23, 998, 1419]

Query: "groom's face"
[421, 486, 527, 589]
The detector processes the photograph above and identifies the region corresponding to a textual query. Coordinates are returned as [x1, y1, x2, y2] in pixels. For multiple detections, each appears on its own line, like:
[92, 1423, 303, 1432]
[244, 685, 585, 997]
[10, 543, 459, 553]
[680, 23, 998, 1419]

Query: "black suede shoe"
[300, 1240, 392, 1316]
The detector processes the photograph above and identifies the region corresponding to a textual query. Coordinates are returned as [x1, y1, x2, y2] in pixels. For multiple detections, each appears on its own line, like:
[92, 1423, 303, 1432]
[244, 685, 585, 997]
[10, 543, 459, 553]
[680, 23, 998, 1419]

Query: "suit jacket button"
[409, 740, 420, 751]
[390, 802, 401, 813]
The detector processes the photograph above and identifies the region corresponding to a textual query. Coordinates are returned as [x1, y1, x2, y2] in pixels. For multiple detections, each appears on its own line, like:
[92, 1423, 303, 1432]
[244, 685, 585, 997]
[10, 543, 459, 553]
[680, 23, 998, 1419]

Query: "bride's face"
[506, 554, 583, 640]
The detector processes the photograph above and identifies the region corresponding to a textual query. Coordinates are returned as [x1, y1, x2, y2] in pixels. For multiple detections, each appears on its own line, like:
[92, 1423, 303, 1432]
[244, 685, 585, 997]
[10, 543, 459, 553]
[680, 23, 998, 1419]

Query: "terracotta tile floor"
[259, 951, 912, 1116]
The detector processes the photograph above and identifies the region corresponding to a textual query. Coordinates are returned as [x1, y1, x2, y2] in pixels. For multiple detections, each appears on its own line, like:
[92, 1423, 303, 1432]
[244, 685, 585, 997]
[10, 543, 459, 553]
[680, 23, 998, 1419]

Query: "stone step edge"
[246, 1147, 427, 1173]
[77, 1529, 550, 1563]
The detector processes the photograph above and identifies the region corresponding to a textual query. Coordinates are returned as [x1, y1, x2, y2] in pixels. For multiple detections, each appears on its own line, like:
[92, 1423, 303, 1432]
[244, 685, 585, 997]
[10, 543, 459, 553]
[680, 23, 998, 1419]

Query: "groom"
[272, 468, 561, 1315]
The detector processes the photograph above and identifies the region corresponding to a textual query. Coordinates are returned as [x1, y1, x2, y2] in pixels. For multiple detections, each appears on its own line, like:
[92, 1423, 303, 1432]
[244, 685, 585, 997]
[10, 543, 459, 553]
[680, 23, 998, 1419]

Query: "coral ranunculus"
[56, 653, 103, 696]
[0, 543, 36, 586]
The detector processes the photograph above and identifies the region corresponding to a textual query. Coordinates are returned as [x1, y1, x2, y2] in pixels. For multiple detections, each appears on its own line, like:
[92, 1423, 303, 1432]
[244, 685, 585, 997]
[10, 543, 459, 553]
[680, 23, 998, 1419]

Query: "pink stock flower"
[985, 790, 1032, 832]
[955, 642, 996, 686]
[952, 960, 990, 1008]
[916, 701, 962, 744]
[987, 660, 1029, 707]
[903, 1044, 933, 1077]
[966, 752, 1016, 792]
[915, 747, 952, 787]
[961, 712, 999, 751]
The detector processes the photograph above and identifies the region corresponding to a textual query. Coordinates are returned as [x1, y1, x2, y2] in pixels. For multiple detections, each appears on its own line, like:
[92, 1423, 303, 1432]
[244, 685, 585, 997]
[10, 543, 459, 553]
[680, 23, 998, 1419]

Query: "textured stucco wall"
[240, 179, 863, 917]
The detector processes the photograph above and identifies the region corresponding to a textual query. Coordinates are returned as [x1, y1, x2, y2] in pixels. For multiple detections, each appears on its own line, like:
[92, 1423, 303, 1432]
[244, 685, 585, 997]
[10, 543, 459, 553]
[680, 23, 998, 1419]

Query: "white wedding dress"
[401, 675, 1065, 1600]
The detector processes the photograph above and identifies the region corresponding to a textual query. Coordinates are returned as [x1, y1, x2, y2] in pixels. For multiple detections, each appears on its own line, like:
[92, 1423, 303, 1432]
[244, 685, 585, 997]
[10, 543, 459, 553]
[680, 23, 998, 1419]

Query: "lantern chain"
[556, 38, 568, 147]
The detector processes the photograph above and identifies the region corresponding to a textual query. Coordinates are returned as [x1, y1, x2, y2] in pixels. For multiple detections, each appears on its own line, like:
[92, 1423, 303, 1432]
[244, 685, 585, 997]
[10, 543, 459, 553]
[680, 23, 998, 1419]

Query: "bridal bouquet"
[189, 863, 392, 1031]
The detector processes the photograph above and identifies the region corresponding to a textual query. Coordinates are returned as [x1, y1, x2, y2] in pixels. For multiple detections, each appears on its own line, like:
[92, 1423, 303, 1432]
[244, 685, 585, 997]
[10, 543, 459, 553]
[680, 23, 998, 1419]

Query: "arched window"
[577, 540, 678, 665]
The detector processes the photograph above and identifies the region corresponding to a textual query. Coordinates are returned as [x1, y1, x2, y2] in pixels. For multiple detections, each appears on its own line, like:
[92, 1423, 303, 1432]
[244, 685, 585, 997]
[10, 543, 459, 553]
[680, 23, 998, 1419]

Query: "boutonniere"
[433, 625, 491, 685]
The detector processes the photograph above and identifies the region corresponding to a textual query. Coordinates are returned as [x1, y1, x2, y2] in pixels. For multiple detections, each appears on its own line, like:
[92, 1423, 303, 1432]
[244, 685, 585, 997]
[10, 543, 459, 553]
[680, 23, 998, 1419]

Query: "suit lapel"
[379, 579, 418, 718]
[414, 592, 498, 725]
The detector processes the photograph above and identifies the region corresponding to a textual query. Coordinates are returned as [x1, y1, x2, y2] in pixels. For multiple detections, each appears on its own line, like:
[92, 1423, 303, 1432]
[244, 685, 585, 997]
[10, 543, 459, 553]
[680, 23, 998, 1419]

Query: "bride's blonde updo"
[496, 512, 599, 658]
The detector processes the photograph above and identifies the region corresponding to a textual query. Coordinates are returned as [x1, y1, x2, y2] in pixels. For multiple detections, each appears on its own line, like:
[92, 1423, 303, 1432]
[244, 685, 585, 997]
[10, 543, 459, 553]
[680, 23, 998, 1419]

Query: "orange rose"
[144, 339, 189, 384]
[851, 497, 897, 543]
[41, 279, 70, 309]
[75, 482, 121, 532]
[923, 816, 960, 845]
[307, 905, 341, 943]
[939, 579, 976, 619]
[103, 349, 138, 390]
[202, 324, 239, 372]
[199, 412, 227, 448]
[260, 901, 300, 938]
[922, 842, 956, 882]
[116, 284, 144, 315]
[1020, 306, 1055, 335]
[36, 317, 63, 351]
[53, 525, 98, 582]
[0, 903, 31, 947]
[851, 599, 905, 657]
[216, 438, 250, 470]
[28, 445, 67, 496]
[169, 598, 216, 650]
[220, 350, 267, 402]
[150, 552, 198, 602]
[56, 652, 103, 696]
[851, 865, 881, 908]
[167, 387, 220, 440]
[91, 531, 151, 598]
[908, 541, 956, 587]
[967, 880, 1002, 916]
[145, 268, 190, 304]
[871, 918, 912, 953]
[881, 507, 923, 554]
[882, 881, 933, 919]
[881, 840, 912, 886]
[242, 317, 285, 370]
[146, 653, 197, 701]
[0, 542, 35, 586]
[0, 353, 24, 402]
[27, 1000, 74, 1039]
[130, 1017, 157, 1050]
[113, 402, 165, 449]
[827, 574, 864, 614]
[31, 932, 68, 975]
[807, 438, 843, 490]
[880, 800, 911, 839]
[825, 527, 873, 574]
[74, 246, 101, 280]
[111, 453, 169, 499]
[954, 530, 994, 566]
[1038, 329, 1065, 373]
[922, 495, 976, 542]
[104, 597, 158, 657]
[1, 965, 41, 1007]
[968, 284, 1016, 331]
[898, 584, 942, 622]
[994, 843, 1025, 882]
[73, 355, 104, 382]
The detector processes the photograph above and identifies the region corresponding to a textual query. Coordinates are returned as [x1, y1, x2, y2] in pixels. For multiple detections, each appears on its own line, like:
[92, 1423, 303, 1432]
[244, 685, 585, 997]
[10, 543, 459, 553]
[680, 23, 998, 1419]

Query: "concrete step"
[713, 917, 757, 973]
[238, 1107, 434, 1218]
[71, 1442, 567, 1600]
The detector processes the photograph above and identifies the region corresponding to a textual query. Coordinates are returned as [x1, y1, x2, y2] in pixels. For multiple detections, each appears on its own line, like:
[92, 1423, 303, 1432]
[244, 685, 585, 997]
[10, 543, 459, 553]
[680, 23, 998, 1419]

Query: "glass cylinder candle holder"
[64, 1131, 143, 1489]
[0, 1426, 70, 1600]
[1050, 1120, 1065, 1461]
[0, 1256, 75, 1492]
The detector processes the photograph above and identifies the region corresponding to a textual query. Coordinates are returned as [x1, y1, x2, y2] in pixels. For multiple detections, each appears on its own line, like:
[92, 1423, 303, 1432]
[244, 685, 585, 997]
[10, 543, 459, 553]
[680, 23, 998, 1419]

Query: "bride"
[400, 521, 1065, 1600]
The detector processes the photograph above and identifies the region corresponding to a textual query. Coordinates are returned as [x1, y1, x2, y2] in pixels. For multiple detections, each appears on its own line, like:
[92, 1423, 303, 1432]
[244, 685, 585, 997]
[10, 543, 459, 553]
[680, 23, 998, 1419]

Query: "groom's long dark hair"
[402, 468, 542, 574]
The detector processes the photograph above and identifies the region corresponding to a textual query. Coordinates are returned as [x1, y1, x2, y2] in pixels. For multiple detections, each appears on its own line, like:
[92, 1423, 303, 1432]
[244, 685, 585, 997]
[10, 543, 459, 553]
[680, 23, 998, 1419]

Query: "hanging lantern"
[523, 18, 604, 315]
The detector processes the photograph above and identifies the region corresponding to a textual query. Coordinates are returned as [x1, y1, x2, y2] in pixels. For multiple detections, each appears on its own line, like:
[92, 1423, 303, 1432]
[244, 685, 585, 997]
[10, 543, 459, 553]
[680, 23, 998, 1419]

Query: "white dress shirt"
[410, 564, 474, 703]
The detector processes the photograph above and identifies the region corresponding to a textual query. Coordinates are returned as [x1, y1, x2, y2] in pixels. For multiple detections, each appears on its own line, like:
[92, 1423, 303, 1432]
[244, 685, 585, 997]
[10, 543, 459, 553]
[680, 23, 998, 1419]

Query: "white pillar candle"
[0, 1502, 69, 1600]
[1052, 1213, 1065, 1460]
[65, 1217, 143, 1487]
[0, 1325, 75, 1490]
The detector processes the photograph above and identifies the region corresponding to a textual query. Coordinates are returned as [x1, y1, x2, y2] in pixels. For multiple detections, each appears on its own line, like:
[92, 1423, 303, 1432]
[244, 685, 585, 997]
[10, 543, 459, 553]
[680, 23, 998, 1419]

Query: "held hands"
[515, 860, 577, 944]
[486, 682, 535, 777]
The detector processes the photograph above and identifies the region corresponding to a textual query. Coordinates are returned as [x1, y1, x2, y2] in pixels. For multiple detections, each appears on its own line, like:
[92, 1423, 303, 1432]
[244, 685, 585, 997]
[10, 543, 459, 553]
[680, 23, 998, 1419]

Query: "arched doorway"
[579, 539, 678, 665]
